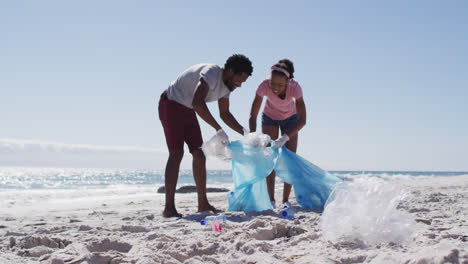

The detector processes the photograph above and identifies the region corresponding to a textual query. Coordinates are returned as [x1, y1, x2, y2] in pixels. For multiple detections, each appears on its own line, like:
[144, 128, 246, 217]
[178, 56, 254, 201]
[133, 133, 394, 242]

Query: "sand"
[1, 175, 467, 264]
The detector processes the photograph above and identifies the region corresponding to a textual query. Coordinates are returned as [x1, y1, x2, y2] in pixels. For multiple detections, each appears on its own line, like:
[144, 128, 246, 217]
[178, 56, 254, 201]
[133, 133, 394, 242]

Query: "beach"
[1, 174, 467, 264]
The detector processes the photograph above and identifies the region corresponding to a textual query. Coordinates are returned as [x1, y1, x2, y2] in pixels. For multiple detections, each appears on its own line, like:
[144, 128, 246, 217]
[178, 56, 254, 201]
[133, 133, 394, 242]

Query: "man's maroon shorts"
[158, 94, 203, 153]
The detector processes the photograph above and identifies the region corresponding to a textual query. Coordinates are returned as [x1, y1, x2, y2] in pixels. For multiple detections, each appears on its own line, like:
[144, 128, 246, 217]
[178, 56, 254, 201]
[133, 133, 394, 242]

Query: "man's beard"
[225, 79, 235, 91]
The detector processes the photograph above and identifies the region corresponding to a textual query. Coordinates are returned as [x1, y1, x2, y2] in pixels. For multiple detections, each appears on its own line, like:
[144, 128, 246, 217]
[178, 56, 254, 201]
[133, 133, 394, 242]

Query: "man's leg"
[159, 96, 186, 218]
[192, 149, 220, 213]
[184, 109, 220, 213]
[163, 149, 184, 217]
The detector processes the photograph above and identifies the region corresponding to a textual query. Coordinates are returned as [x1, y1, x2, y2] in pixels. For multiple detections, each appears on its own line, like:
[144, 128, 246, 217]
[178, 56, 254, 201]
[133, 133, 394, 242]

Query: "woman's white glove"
[216, 129, 230, 146]
[274, 134, 289, 149]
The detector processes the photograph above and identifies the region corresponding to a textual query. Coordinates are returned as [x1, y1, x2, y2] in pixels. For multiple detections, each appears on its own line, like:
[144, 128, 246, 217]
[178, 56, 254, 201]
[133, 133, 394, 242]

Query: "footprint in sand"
[86, 238, 132, 253]
[251, 224, 307, 241]
[19, 236, 72, 249]
[121, 225, 149, 233]
[18, 246, 55, 258]
[146, 233, 159, 240]
[79, 225, 93, 231]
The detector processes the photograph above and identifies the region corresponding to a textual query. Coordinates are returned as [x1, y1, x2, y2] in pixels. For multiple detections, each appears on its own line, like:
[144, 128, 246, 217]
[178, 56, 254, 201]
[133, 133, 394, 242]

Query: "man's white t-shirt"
[166, 64, 231, 109]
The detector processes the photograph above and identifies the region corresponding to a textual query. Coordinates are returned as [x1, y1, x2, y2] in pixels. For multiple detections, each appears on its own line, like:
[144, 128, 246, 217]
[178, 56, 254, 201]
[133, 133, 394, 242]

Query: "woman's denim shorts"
[262, 113, 298, 131]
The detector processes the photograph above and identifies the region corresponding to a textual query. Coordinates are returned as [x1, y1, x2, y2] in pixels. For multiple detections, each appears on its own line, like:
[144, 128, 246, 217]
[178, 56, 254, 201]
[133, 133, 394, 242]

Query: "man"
[158, 54, 253, 217]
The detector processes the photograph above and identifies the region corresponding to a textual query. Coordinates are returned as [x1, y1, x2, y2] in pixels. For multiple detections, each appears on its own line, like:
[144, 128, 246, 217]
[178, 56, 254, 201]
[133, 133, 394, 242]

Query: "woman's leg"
[282, 130, 298, 204]
[262, 125, 279, 203]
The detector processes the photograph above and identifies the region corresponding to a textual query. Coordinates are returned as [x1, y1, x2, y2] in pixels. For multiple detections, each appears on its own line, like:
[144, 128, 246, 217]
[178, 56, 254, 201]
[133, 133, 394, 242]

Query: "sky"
[1, 1, 467, 171]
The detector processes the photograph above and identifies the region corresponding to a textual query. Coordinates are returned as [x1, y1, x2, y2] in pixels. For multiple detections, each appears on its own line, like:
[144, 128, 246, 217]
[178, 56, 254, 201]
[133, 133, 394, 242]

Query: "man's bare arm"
[218, 97, 244, 135]
[192, 79, 222, 131]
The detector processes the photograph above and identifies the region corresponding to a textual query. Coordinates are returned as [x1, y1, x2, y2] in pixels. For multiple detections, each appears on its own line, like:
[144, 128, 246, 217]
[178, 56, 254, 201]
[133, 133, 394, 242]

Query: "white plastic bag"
[202, 132, 232, 160]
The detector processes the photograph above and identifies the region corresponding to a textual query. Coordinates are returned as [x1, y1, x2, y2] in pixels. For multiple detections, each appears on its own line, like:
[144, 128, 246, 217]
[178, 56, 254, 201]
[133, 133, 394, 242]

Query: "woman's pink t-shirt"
[256, 78, 303, 120]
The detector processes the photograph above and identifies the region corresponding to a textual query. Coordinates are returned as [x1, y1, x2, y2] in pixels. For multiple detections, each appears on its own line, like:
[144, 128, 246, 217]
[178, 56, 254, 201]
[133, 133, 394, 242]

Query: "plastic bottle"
[200, 214, 227, 225]
[281, 208, 294, 219]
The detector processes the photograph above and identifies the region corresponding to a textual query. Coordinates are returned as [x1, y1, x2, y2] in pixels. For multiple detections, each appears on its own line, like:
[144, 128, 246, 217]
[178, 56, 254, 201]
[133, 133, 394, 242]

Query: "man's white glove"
[274, 134, 289, 149]
[242, 127, 250, 136]
[216, 129, 230, 146]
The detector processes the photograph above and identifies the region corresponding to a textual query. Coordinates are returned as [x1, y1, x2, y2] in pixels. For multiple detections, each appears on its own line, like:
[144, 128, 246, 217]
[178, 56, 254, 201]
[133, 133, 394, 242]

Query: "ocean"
[1, 167, 466, 190]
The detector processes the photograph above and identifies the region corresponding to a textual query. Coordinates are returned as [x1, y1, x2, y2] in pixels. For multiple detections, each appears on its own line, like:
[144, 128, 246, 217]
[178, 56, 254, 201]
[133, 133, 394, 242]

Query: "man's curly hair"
[224, 54, 253, 76]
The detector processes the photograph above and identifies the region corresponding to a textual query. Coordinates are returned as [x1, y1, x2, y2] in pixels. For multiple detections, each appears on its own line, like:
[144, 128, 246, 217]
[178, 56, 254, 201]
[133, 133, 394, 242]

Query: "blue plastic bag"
[227, 141, 278, 212]
[228, 141, 279, 190]
[227, 140, 341, 212]
[227, 181, 272, 212]
[275, 146, 342, 209]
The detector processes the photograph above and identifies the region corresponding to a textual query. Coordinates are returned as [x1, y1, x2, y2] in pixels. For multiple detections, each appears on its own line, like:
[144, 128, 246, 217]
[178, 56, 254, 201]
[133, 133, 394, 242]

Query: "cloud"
[0, 138, 230, 170]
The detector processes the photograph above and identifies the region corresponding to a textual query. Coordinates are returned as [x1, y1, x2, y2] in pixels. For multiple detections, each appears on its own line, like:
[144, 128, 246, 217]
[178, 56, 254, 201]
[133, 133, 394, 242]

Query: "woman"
[249, 59, 307, 208]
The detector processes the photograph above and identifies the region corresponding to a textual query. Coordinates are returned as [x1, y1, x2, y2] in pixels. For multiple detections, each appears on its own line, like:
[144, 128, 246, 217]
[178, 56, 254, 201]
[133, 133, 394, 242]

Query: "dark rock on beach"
[157, 185, 229, 194]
